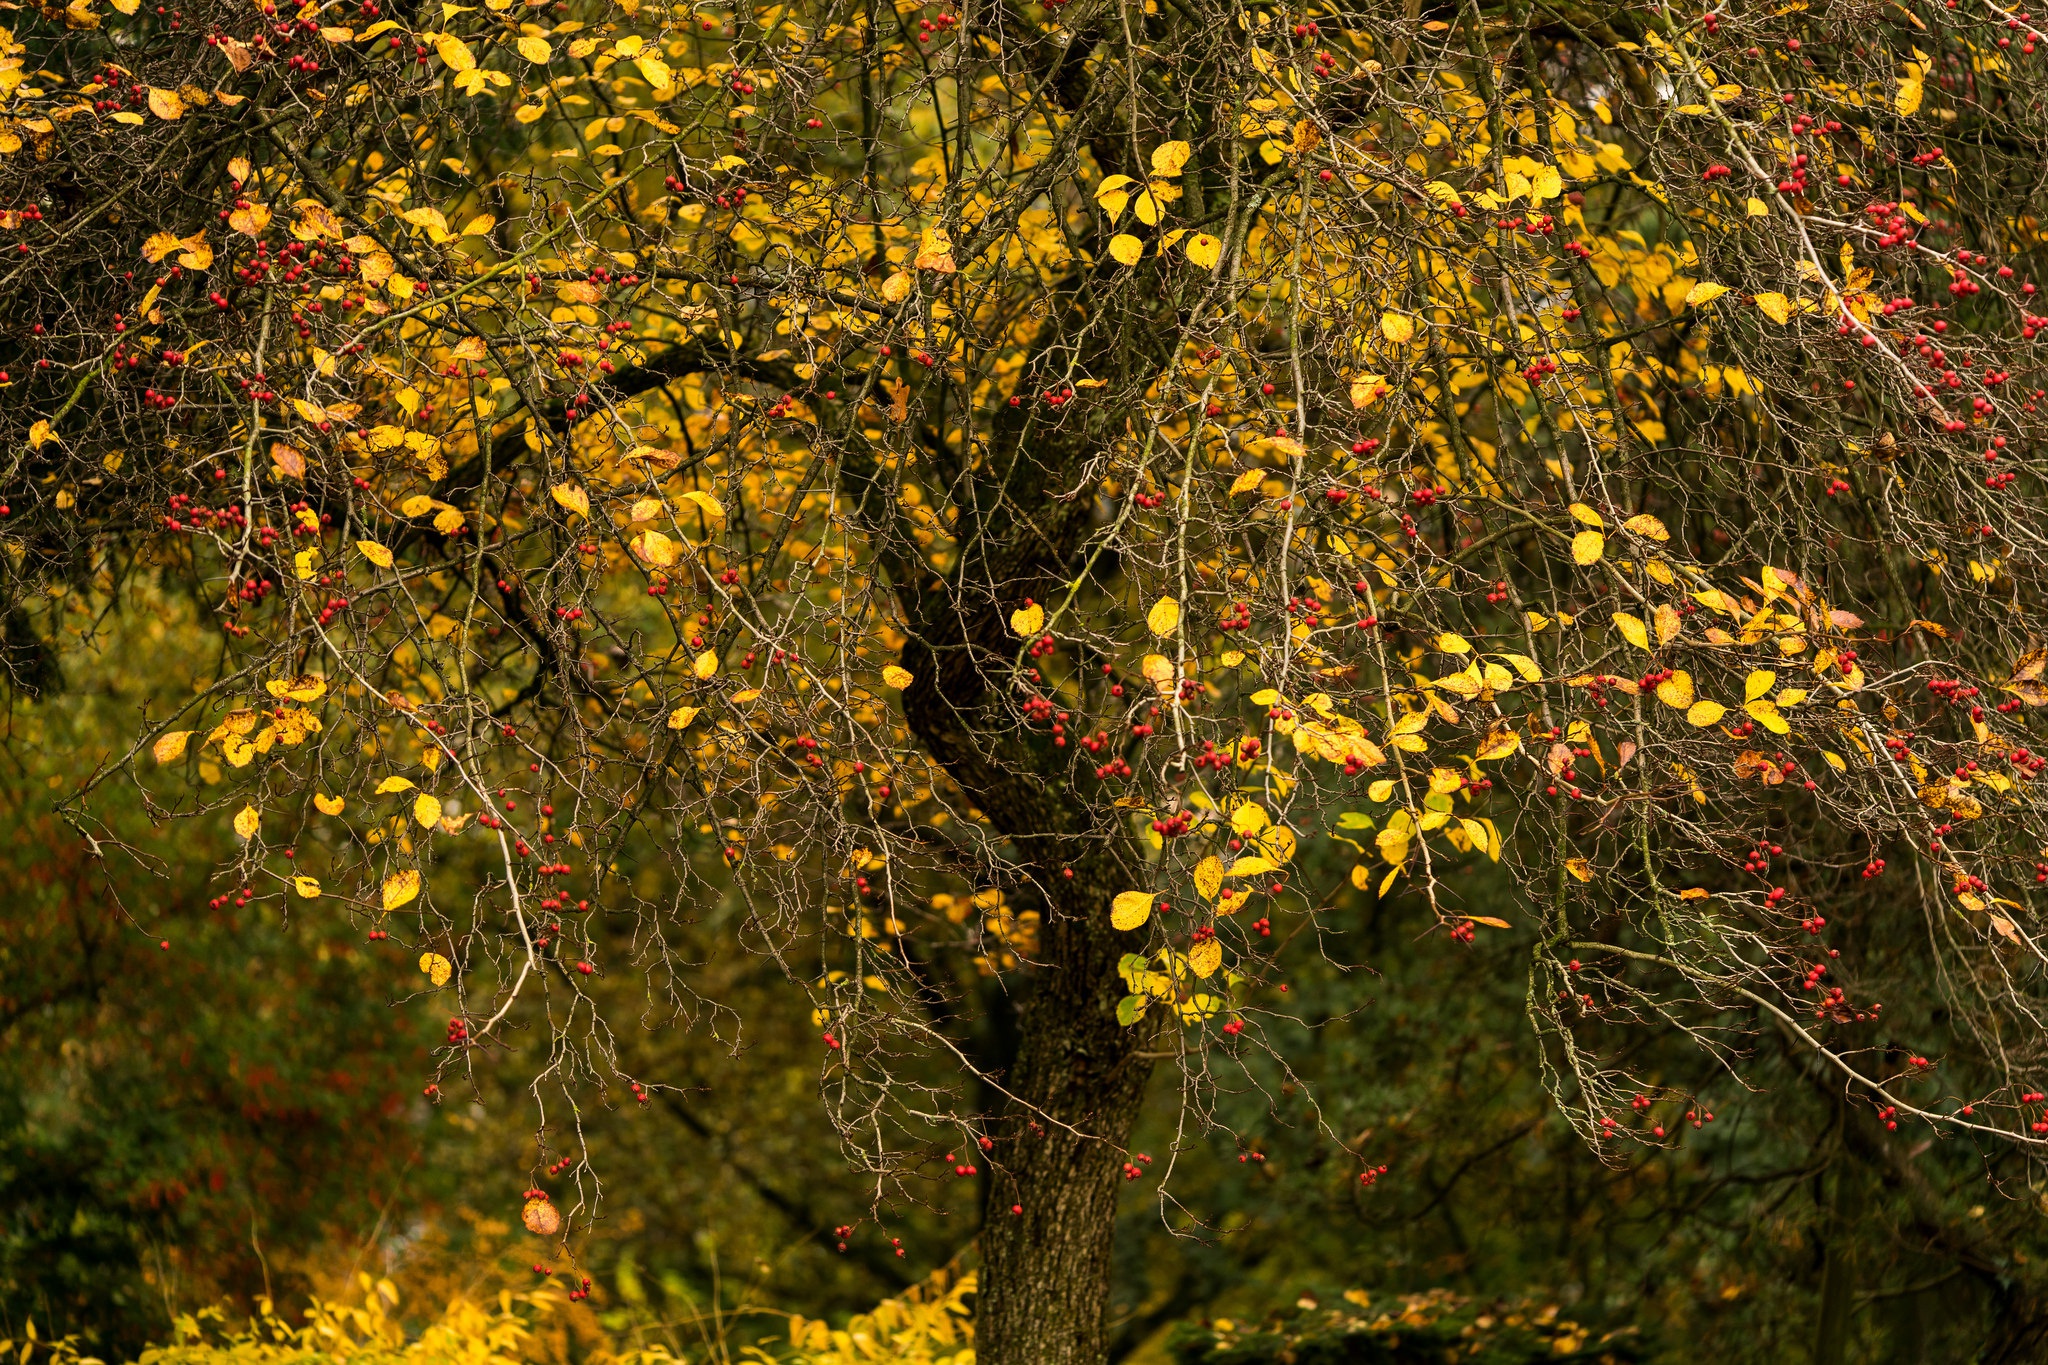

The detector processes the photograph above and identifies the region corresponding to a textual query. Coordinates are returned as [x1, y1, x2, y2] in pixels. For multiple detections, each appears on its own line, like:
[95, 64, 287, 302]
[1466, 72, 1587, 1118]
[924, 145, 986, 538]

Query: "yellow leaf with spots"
[1188, 938, 1222, 978]
[414, 794, 442, 827]
[1349, 374, 1388, 408]
[1572, 530, 1605, 565]
[357, 539, 393, 568]
[667, 705, 700, 730]
[1625, 514, 1670, 541]
[292, 875, 321, 899]
[1194, 855, 1224, 900]
[1683, 281, 1728, 306]
[1010, 603, 1044, 636]
[517, 34, 551, 61]
[1656, 671, 1695, 708]
[1111, 891, 1153, 931]
[1564, 857, 1593, 882]
[1686, 699, 1728, 727]
[1476, 724, 1520, 760]
[418, 950, 451, 986]
[147, 87, 184, 119]
[550, 483, 590, 519]
[153, 730, 192, 763]
[693, 650, 720, 680]
[1654, 604, 1682, 644]
[1380, 311, 1415, 344]
[882, 665, 914, 689]
[384, 870, 421, 911]
[1108, 233, 1144, 266]
[1568, 503, 1605, 528]
[233, 805, 260, 840]
[1437, 632, 1471, 654]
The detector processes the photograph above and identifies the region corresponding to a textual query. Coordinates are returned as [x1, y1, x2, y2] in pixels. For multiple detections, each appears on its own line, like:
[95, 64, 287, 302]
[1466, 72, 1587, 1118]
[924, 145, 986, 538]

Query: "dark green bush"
[1165, 1292, 1644, 1365]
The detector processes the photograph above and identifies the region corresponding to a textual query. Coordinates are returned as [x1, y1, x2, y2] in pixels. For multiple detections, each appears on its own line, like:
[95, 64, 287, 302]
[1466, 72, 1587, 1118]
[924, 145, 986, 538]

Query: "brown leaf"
[1732, 750, 1784, 784]
[270, 442, 306, 479]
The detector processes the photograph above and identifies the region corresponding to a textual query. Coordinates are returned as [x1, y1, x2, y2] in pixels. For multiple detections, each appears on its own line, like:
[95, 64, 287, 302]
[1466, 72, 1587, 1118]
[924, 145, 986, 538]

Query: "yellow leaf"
[1108, 233, 1144, 266]
[550, 483, 590, 519]
[293, 875, 322, 899]
[1188, 939, 1222, 978]
[680, 490, 726, 527]
[1183, 232, 1222, 270]
[233, 805, 260, 840]
[1612, 612, 1649, 649]
[1753, 292, 1792, 324]
[1150, 140, 1192, 176]
[1010, 603, 1045, 636]
[376, 776, 416, 795]
[1572, 530, 1605, 565]
[357, 539, 394, 568]
[1568, 502, 1605, 528]
[315, 793, 345, 815]
[1380, 311, 1415, 344]
[1823, 750, 1847, 772]
[1896, 66, 1925, 116]
[633, 530, 677, 566]
[1746, 197, 1770, 217]
[1476, 725, 1520, 760]
[414, 794, 443, 827]
[1147, 597, 1181, 636]
[1111, 891, 1153, 931]
[153, 730, 192, 763]
[1194, 855, 1224, 900]
[27, 421, 56, 450]
[1745, 698, 1790, 733]
[1683, 281, 1729, 306]
[147, 87, 184, 119]
[914, 225, 955, 272]
[1653, 604, 1682, 645]
[1349, 374, 1388, 408]
[667, 705, 700, 730]
[882, 664, 914, 689]
[1229, 467, 1267, 496]
[1624, 514, 1669, 541]
[1745, 669, 1777, 701]
[1564, 857, 1593, 882]
[637, 54, 673, 89]
[418, 950, 451, 986]
[1686, 700, 1728, 727]
[434, 33, 475, 69]
[384, 870, 422, 911]
[693, 650, 720, 680]
[516, 33, 551, 60]
[1656, 671, 1695, 708]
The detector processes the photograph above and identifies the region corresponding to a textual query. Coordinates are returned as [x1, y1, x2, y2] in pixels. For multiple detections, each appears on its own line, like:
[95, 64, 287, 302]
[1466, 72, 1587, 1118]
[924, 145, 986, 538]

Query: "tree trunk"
[976, 865, 1156, 1365]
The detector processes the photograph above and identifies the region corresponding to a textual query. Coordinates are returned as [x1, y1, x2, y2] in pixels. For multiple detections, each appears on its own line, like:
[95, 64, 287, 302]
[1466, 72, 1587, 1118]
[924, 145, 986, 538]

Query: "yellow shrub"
[763, 1272, 973, 1365]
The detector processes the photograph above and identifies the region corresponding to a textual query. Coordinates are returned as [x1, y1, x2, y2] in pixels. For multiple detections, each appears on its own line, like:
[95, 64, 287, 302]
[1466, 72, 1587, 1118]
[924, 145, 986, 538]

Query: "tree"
[10, 0, 2048, 1356]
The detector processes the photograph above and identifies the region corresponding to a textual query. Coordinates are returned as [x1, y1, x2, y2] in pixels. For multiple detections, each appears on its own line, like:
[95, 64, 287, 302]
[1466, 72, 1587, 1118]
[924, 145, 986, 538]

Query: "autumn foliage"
[9, 0, 2048, 1354]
